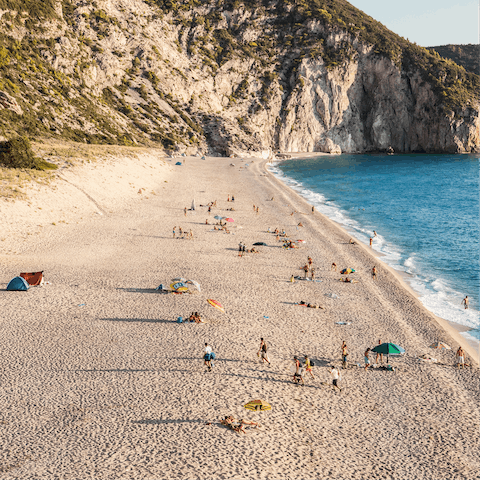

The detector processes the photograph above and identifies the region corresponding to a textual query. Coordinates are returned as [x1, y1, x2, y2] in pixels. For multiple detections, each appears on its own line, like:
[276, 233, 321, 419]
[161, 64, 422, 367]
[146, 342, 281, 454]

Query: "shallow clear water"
[270, 154, 480, 339]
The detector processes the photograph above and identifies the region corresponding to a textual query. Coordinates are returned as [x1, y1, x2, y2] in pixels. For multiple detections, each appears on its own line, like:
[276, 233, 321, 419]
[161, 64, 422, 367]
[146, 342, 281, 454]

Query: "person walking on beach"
[173, 226, 176, 238]
[204, 343, 214, 372]
[256, 206, 259, 214]
[341, 341, 348, 369]
[462, 296, 469, 309]
[304, 355, 314, 379]
[184, 207, 187, 217]
[253, 204, 256, 211]
[292, 356, 304, 385]
[375, 340, 383, 364]
[312, 205, 315, 213]
[329, 365, 341, 392]
[307, 256, 313, 269]
[372, 266, 377, 281]
[456, 347, 465, 368]
[227, 195, 230, 202]
[369, 237, 373, 248]
[311, 268, 316, 281]
[257, 338, 270, 365]
[208, 205, 211, 214]
[364, 348, 372, 371]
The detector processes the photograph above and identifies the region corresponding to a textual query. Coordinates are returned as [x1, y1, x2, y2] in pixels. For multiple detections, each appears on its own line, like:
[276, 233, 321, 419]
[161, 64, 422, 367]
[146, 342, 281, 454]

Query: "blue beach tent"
[6, 276, 29, 291]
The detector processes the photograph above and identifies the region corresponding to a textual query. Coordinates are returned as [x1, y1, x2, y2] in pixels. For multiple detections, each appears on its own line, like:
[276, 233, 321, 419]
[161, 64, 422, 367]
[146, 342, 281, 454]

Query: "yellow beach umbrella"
[244, 399, 272, 412]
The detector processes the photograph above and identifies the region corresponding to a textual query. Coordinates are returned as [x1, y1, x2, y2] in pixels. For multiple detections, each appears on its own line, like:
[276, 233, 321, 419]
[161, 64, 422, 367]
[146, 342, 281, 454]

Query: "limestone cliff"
[0, 0, 478, 155]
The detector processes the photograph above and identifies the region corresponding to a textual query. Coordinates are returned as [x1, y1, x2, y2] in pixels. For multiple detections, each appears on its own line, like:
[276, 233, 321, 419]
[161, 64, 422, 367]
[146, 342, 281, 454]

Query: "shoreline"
[265, 155, 480, 364]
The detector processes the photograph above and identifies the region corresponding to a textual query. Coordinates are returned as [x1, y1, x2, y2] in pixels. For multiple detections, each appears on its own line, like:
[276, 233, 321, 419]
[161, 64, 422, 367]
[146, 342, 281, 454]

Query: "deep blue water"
[270, 154, 480, 338]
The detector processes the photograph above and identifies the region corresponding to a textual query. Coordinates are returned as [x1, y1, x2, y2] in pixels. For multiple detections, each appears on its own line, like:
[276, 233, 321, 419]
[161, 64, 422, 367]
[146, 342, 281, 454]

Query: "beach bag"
[176, 316, 183, 323]
[310, 360, 315, 367]
[210, 352, 216, 360]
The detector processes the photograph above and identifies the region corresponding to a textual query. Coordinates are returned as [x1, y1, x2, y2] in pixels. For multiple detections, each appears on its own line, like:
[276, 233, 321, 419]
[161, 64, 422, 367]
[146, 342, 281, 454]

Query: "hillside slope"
[0, 0, 478, 154]
[428, 44, 479, 76]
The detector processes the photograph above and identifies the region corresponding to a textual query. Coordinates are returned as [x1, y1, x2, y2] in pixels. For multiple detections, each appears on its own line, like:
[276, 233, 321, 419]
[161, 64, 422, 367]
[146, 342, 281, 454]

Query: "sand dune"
[0, 153, 479, 479]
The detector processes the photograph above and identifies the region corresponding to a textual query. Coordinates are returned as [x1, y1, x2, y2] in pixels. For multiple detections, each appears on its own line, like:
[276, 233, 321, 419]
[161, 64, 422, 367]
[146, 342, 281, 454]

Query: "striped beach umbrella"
[207, 299, 225, 313]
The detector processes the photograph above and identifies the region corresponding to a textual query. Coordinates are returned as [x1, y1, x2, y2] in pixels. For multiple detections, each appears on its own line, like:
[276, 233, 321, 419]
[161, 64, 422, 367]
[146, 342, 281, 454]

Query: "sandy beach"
[1, 150, 479, 479]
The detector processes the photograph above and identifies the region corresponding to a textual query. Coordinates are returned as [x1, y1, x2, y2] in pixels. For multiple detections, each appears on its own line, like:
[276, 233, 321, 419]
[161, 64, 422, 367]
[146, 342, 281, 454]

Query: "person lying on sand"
[294, 301, 324, 309]
[340, 277, 358, 283]
[220, 416, 258, 434]
[297, 222, 303, 227]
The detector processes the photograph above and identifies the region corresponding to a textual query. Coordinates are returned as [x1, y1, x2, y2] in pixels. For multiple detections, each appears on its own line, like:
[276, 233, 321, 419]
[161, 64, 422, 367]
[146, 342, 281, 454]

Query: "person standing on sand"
[292, 356, 304, 385]
[364, 348, 372, 370]
[462, 296, 469, 309]
[329, 366, 341, 391]
[375, 340, 383, 364]
[208, 206, 211, 214]
[173, 226, 176, 238]
[184, 207, 187, 217]
[257, 338, 270, 365]
[312, 206, 315, 213]
[372, 266, 377, 281]
[253, 204, 256, 211]
[456, 347, 465, 368]
[311, 268, 316, 281]
[369, 237, 373, 247]
[232, 195, 235, 202]
[256, 207, 259, 214]
[307, 256, 313, 269]
[341, 341, 348, 369]
[303, 264, 309, 279]
[204, 343, 214, 371]
[331, 263, 337, 272]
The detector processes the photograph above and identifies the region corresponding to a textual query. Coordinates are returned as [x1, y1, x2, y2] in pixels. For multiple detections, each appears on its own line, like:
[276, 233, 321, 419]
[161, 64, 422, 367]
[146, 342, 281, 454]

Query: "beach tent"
[20, 271, 43, 286]
[6, 276, 29, 291]
[175, 162, 182, 165]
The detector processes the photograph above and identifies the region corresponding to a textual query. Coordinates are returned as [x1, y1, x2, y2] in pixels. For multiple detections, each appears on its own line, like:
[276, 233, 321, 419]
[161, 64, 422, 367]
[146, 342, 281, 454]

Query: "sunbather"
[220, 416, 258, 434]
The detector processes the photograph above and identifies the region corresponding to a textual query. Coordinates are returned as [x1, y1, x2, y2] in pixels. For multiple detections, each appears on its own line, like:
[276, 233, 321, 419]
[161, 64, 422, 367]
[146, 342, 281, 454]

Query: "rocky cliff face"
[0, 0, 478, 155]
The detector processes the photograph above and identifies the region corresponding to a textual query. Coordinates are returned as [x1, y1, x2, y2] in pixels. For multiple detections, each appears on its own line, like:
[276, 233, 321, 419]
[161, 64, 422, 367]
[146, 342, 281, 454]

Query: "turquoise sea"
[269, 154, 480, 341]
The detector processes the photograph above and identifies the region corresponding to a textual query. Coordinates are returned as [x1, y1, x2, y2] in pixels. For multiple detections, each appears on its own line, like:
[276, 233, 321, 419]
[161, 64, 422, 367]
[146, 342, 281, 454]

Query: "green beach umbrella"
[371, 343, 405, 364]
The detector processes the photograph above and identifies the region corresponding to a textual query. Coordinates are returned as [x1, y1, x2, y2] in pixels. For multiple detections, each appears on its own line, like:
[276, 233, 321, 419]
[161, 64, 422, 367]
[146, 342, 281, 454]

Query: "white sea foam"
[268, 162, 480, 333]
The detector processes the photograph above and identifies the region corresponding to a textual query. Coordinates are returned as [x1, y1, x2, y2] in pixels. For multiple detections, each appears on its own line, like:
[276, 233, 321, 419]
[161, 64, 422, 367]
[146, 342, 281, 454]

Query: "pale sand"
[0, 152, 479, 479]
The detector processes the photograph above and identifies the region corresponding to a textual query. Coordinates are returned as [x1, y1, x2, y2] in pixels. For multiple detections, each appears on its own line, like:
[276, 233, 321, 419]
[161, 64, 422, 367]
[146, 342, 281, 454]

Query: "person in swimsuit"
[304, 355, 314, 379]
[303, 264, 309, 278]
[257, 338, 270, 365]
[173, 226, 176, 238]
[372, 266, 377, 281]
[375, 340, 383, 364]
[462, 296, 469, 309]
[341, 341, 348, 369]
[221, 416, 258, 434]
[456, 347, 465, 368]
[331, 262, 337, 272]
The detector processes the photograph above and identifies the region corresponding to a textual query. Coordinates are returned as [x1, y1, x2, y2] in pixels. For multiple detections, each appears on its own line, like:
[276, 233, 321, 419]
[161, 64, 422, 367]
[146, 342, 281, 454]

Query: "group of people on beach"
[173, 226, 193, 240]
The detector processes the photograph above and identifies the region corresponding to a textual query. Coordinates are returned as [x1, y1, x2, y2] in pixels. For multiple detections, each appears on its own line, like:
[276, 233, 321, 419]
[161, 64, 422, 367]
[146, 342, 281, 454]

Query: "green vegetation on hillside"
[0, 136, 57, 170]
[428, 44, 479, 76]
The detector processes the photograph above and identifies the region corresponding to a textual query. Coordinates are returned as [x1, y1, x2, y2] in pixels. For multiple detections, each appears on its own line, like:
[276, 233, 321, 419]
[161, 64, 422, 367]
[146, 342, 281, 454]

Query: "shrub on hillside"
[0, 136, 57, 170]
